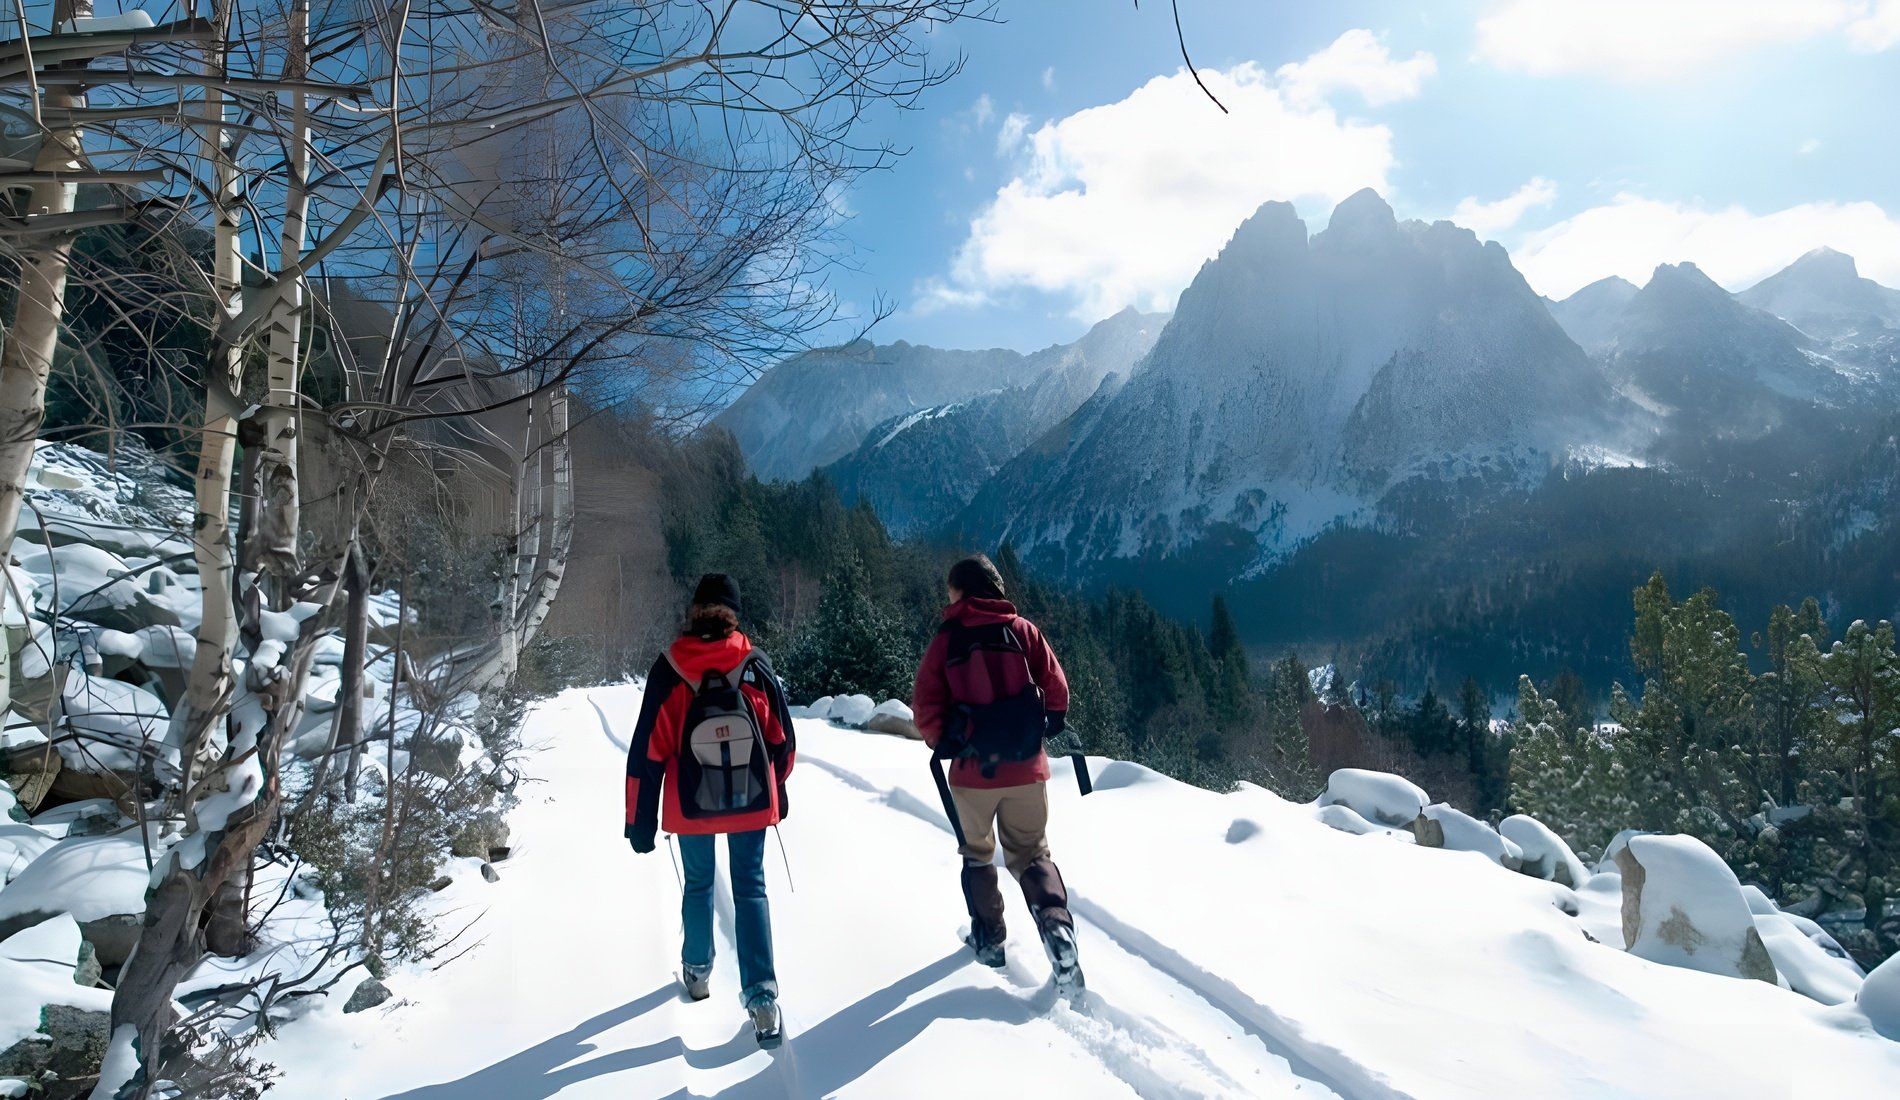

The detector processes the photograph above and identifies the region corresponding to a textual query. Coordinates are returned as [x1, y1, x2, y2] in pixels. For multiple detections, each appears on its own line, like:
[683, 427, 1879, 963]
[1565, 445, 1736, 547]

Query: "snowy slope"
[825, 309, 1165, 536]
[713, 341, 1029, 483]
[262, 684, 1900, 1099]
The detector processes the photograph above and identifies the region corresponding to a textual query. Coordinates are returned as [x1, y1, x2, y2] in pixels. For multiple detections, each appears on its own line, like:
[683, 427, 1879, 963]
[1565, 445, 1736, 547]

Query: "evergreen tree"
[1207, 595, 1252, 727]
[1507, 675, 1638, 859]
[780, 555, 917, 703]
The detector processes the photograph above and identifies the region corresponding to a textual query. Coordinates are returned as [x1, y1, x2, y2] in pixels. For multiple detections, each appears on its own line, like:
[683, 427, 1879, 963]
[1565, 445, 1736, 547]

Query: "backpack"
[669, 657, 773, 820]
[940, 619, 1047, 777]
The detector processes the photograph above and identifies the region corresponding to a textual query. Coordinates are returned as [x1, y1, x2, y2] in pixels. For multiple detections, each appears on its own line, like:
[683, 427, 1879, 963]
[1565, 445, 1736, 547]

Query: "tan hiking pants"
[950, 781, 1051, 878]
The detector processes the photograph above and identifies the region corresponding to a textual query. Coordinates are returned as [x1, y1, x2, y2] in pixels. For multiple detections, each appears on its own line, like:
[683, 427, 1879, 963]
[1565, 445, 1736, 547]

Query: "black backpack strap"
[741, 650, 796, 776]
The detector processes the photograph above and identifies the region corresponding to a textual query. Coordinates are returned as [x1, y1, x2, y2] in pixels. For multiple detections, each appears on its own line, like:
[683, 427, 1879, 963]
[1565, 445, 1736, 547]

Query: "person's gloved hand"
[1045, 711, 1067, 739]
[777, 781, 791, 822]
[627, 825, 656, 855]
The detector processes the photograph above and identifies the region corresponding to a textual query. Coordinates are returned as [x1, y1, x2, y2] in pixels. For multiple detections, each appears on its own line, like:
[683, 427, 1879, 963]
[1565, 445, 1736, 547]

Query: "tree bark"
[0, 0, 92, 549]
[172, 40, 245, 800]
[340, 543, 371, 801]
[247, 0, 310, 583]
[515, 386, 572, 652]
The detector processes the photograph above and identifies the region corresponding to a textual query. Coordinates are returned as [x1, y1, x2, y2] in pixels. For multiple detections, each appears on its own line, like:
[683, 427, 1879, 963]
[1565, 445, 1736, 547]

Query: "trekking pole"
[929, 752, 967, 847]
[772, 825, 796, 894]
[666, 833, 684, 895]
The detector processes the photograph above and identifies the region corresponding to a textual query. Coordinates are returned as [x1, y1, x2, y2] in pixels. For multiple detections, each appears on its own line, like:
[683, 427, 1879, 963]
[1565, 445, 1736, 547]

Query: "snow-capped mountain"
[825, 308, 1165, 536]
[1546, 275, 1639, 356]
[1599, 262, 1854, 440]
[960, 189, 1630, 571]
[713, 340, 1027, 483]
[1739, 247, 1900, 342]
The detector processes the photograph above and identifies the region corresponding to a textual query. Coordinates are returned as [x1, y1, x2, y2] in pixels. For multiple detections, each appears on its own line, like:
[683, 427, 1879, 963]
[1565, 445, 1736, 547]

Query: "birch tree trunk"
[515, 386, 572, 652]
[0, 0, 92, 549]
[247, 1, 310, 583]
[172, 14, 245, 801]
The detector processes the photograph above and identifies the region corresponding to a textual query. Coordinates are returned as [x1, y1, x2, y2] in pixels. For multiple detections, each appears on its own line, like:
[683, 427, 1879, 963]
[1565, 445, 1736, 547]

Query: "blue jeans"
[678, 829, 776, 1004]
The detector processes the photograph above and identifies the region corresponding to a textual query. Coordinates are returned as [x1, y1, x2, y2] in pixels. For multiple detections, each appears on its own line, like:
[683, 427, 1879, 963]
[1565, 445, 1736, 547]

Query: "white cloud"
[996, 112, 1030, 156]
[970, 93, 995, 128]
[1453, 177, 1558, 234]
[1849, 0, 1900, 49]
[918, 43, 1408, 320]
[1798, 137, 1823, 155]
[1510, 193, 1900, 299]
[1042, 66, 1057, 90]
[1275, 28, 1437, 105]
[1474, 0, 1896, 81]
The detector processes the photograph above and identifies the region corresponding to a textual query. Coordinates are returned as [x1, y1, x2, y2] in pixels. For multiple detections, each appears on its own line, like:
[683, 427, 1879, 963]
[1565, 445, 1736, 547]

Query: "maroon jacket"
[912, 597, 1069, 789]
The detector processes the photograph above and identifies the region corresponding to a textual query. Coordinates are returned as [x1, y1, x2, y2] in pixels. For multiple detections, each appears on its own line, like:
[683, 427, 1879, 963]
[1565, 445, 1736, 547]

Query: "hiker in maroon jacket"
[913, 554, 1083, 990]
[625, 574, 796, 1047]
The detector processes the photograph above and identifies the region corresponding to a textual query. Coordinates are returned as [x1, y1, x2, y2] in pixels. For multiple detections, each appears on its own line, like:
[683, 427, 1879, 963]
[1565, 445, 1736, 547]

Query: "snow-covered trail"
[266, 684, 1335, 1099]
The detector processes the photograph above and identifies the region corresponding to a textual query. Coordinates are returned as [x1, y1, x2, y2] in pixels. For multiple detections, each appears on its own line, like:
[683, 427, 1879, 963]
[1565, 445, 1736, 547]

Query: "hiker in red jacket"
[913, 554, 1083, 991]
[626, 574, 795, 1048]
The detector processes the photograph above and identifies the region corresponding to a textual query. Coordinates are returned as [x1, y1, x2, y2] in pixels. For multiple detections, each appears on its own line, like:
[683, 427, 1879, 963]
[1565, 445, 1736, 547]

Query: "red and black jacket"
[912, 597, 1069, 789]
[625, 632, 795, 849]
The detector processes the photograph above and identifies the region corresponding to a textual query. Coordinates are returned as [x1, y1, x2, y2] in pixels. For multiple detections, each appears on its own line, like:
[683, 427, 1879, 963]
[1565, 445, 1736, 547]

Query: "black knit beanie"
[946, 555, 1005, 601]
[691, 573, 742, 618]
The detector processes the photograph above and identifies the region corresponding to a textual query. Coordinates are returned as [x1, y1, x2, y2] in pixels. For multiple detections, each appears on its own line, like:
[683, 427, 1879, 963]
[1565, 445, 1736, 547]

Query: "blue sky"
[826, 0, 1900, 353]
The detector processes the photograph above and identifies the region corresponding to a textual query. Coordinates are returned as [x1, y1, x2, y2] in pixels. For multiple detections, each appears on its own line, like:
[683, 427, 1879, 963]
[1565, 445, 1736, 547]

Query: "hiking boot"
[680, 964, 711, 1002]
[1042, 925, 1084, 997]
[964, 927, 1006, 968]
[745, 990, 783, 1049]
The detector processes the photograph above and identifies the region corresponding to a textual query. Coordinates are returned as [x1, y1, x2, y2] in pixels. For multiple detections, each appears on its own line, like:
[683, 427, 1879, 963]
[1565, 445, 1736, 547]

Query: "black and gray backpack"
[669, 657, 772, 819]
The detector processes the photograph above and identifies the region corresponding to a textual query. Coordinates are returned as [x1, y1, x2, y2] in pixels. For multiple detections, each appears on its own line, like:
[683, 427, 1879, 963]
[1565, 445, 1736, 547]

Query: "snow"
[828, 693, 876, 727]
[870, 699, 914, 721]
[0, 832, 158, 927]
[58, 667, 170, 773]
[806, 695, 835, 719]
[873, 402, 962, 450]
[0, 913, 113, 1054]
[0, 818, 58, 884]
[60, 12, 158, 33]
[1500, 814, 1590, 885]
[1312, 802, 1415, 842]
[1318, 768, 1428, 827]
[1756, 911, 1864, 1005]
[1420, 803, 1523, 867]
[256, 684, 1900, 1098]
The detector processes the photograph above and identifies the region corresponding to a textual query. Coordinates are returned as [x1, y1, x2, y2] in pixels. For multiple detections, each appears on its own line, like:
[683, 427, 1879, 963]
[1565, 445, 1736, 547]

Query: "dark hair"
[947, 554, 1006, 601]
[686, 604, 739, 641]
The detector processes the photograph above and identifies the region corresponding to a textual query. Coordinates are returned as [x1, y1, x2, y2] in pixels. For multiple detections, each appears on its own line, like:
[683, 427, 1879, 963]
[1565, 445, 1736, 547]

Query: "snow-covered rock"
[1616, 834, 1778, 984]
[0, 833, 162, 965]
[57, 668, 169, 774]
[1754, 911, 1862, 1005]
[1861, 952, 1900, 1039]
[0, 820, 57, 885]
[11, 541, 182, 634]
[862, 698, 920, 738]
[1501, 814, 1589, 886]
[1597, 828, 1649, 875]
[1415, 803, 1523, 868]
[1313, 802, 1415, 842]
[0, 914, 114, 1071]
[806, 695, 835, 720]
[828, 694, 876, 728]
[1319, 768, 1428, 828]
